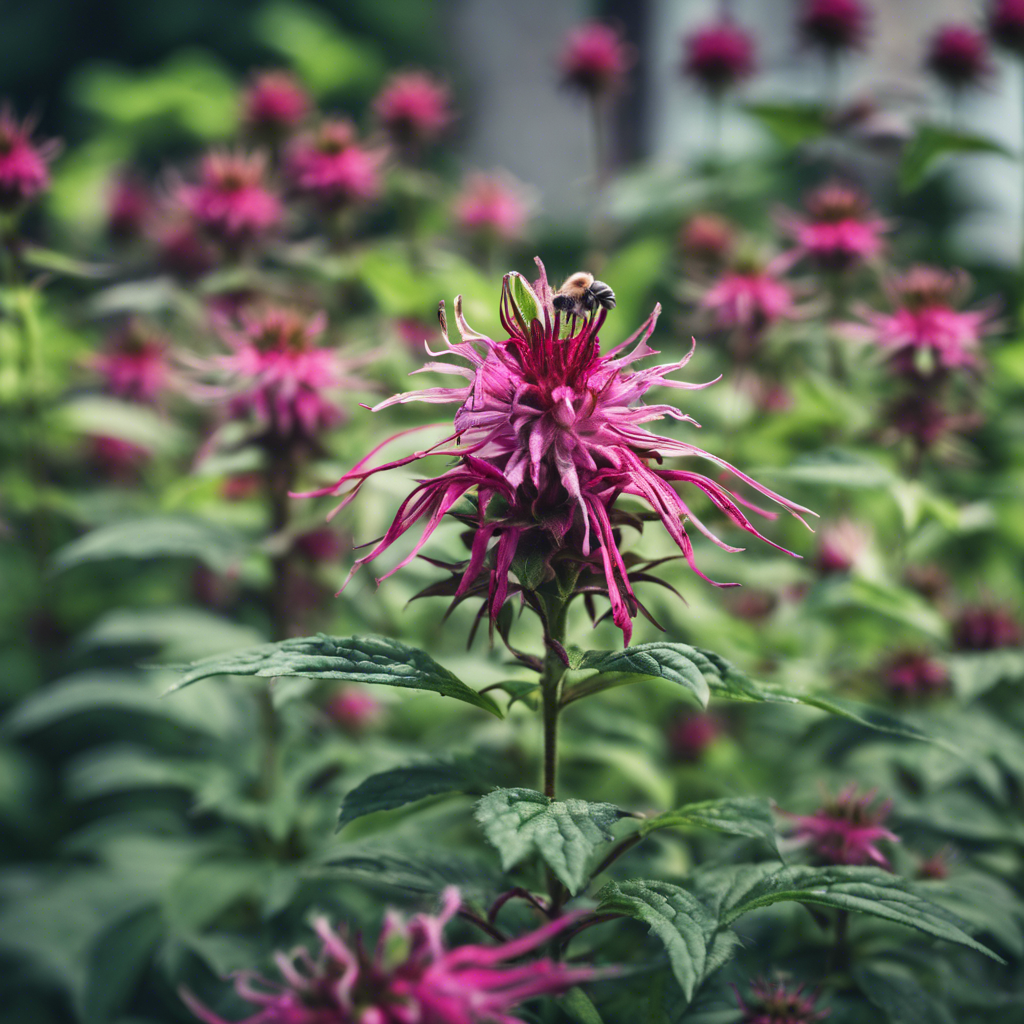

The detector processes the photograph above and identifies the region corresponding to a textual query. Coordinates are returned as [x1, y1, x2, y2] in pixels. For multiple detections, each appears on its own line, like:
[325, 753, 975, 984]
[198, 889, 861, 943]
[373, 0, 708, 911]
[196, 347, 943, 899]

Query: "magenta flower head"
[798, 0, 870, 54]
[106, 173, 152, 241]
[454, 172, 531, 243]
[286, 119, 386, 210]
[736, 978, 829, 1024]
[326, 686, 384, 733]
[782, 182, 887, 272]
[177, 150, 282, 250]
[209, 307, 365, 446]
[859, 266, 996, 378]
[243, 70, 310, 135]
[682, 19, 757, 94]
[699, 257, 795, 338]
[788, 786, 899, 869]
[182, 887, 598, 1024]
[953, 605, 1022, 650]
[310, 259, 815, 645]
[559, 22, 633, 97]
[0, 106, 56, 211]
[92, 320, 170, 403]
[816, 518, 869, 574]
[927, 24, 993, 90]
[669, 711, 722, 762]
[153, 215, 218, 278]
[883, 651, 950, 700]
[373, 71, 453, 150]
[990, 0, 1024, 57]
[680, 213, 735, 266]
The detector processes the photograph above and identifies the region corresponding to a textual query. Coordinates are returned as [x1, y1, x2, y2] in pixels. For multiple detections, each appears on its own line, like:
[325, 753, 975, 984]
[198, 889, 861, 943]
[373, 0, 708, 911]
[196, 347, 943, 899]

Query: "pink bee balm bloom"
[311, 259, 815, 644]
[798, 0, 870, 53]
[178, 151, 282, 249]
[559, 22, 633, 96]
[107, 173, 152, 240]
[883, 651, 949, 700]
[953, 605, 1021, 650]
[182, 887, 598, 1024]
[991, 0, 1024, 56]
[736, 978, 829, 1024]
[0, 106, 55, 210]
[682, 20, 756, 93]
[90, 435, 151, 479]
[859, 266, 996, 376]
[286, 119, 386, 209]
[700, 264, 795, 336]
[327, 686, 383, 732]
[93, 321, 170, 403]
[927, 25, 992, 89]
[154, 216, 218, 278]
[373, 71, 453, 148]
[782, 182, 886, 271]
[212, 307, 366, 442]
[816, 518, 869, 574]
[680, 213, 735, 265]
[454, 172, 530, 242]
[789, 786, 899, 869]
[669, 712, 722, 762]
[243, 71, 310, 133]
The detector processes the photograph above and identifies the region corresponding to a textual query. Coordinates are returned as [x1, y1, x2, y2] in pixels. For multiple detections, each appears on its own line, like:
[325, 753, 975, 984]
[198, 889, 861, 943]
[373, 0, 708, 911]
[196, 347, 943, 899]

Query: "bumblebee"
[552, 271, 616, 318]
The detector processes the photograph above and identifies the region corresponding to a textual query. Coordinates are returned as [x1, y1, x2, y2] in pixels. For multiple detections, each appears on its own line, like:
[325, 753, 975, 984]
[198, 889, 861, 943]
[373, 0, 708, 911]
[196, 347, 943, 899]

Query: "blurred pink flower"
[373, 71, 453, 148]
[177, 151, 282, 249]
[93, 321, 169, 403]
[991, 0, 1024, 56]
[89, 435, 151, 478]
[326, 686, 383, 732]
[782, 182, 886, 271]
[154, 216, 218, 278]
[789, 786, 898, 869]
[953, 605, 1021, 650]
[669, 712, 722, 762]
[736, 978, 829, 1024]
[294, 527, 344, 562]
[286, 119, 386, 209]
[243, 71, 310, 133]
[107, 174, 152, 240]
[210, 307, 367, 442]
[559, 22, 633, 96]
[798, 0, 870, 53]
[858, 266, 996, 376]
[927, 24, 992, 89]
[700, 263, 795, 336]
[309, 258, 814, 644]
[454, 172, 530, 242]
[816, 518, 869, 574]
[0, 106, 55, 210]
[679, 213, 735, 265]
[182, 887, 597, 1024]
[883, 651, 950, 700]
[682, 19, 756, 93]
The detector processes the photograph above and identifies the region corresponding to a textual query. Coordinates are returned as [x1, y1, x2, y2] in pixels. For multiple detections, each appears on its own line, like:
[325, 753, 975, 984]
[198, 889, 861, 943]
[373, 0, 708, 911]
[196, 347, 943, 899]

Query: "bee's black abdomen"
[590, 281, 616, 309]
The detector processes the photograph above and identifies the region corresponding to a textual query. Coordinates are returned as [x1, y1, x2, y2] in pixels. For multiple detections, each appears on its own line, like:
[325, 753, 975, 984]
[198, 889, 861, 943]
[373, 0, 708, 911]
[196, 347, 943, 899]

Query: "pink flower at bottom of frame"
[736, 977, 830, 1024]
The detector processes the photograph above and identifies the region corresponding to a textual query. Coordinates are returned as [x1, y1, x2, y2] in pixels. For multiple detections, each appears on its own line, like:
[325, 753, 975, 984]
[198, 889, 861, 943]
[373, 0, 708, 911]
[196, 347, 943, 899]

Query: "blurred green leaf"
[168, 634, 503, 717]
[475, 788, 626, 894]
[745, 102, 830, 147]
[899, 124, 1013, 194]
[58, 397, 187, 458]
[639, 796, 778, 855]
[756, 449, 894, 488]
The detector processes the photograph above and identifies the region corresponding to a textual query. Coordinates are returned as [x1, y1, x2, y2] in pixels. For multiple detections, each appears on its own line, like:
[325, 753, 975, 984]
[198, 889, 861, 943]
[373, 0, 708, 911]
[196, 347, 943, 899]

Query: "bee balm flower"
[883, 651, 950, 700]
[286, 119, 386, 209]
[559, 22, 633, 97]
[93, 321, 170, 403]
[0, 106, 55, 210]
[788, 786, 898, 869]
[953, 606, 1021, 650]
[798, 0, 870, 54]
[682, 19, 756, 94]
[243, 70, 310, 134]
[182, 887, 597, 1024]
[454, 172, 531, 242]
[699, 257, 795, 337]
[373, 71, 453, 149]
[991, 0, 1024, 56]
[313, 259, 815, 644]
[927, 25, 992, 89]
[782, 182, 886, 271]
[736, 978, 829, 1024]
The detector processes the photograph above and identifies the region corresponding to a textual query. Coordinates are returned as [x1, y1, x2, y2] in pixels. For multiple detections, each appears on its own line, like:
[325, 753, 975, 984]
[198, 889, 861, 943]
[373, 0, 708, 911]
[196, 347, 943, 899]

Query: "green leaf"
[807, 577, 949, 639]
[474, 788, 626, 894]
[745, 102, 830, 147]
[81, 907, 163, 1024]
[558, 987, 605, 1024]
[899, 124, 1013, 194]
[167, 634, 503, 717]
[946, 650, 1024, 701]
[58, 396, 186, 457]
[563, 643, 718, 706]
[50, 516, 250, 575]
[756, 448, 894, 489]
[703, 864, 1003, 961]
[853, 964, 956, 1024]
[639, 797, 778, 855]
[596, 879, 719, 1001]
[338, 758, 494, 831]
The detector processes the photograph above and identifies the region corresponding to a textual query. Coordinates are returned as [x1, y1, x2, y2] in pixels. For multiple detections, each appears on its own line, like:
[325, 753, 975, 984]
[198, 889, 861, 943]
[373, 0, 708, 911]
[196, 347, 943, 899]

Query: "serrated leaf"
[639, 797, 778, 855]
[899, 124, 1013, 194]
[338, 758, 494, 831]
[596, 879, 718, 1001]
[474, 788, 625, 894]
[166, 634, 502, 717]
[704, 864, 1003, 961]
[853, 964, 956, 1024]
[51, 516, 250, 575]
